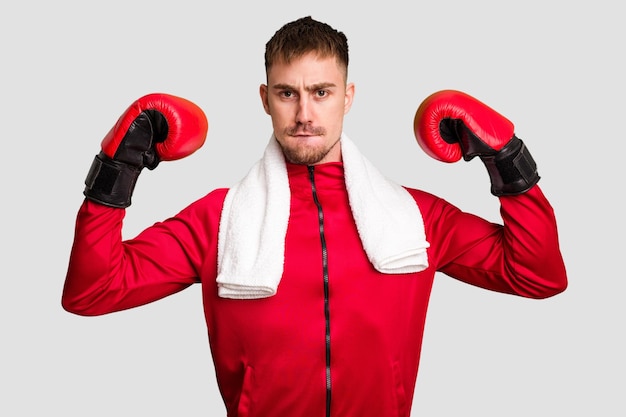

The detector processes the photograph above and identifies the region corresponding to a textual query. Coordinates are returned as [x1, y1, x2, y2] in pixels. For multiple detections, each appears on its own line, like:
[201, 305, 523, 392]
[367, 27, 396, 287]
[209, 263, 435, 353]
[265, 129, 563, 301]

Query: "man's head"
[264, 16, 349, 83]
[260, 16, 354, 165]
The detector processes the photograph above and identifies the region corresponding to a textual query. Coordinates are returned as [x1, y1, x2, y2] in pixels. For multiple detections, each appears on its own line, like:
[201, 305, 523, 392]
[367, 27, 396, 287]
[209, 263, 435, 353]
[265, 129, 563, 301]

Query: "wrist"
[83, 152, 142, 208]
[479, 136, 540, 196]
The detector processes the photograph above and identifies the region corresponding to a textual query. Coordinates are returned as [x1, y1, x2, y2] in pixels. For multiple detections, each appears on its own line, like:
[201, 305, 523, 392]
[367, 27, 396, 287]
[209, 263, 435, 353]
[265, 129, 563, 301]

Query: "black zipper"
[308, 165, 332, 417]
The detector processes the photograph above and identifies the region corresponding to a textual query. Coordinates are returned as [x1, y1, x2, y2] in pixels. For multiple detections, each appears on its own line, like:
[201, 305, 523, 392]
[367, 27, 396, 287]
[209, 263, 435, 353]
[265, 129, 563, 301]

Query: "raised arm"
[62, 93, 209, 315]
[413, 89, 567, 298]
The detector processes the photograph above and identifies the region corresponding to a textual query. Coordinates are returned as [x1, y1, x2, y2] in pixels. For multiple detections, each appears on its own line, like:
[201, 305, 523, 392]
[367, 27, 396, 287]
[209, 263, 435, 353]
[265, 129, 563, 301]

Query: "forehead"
[267, 52, 347, 85]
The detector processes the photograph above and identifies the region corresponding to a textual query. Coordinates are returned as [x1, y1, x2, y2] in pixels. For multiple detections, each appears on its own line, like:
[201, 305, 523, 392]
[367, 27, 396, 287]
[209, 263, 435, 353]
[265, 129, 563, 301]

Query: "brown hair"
[264, 16, 349, 80]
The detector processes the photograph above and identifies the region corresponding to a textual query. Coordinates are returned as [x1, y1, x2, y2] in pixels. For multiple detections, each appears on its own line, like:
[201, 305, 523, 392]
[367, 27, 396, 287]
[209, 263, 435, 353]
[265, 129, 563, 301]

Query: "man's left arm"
[429, 184, 567, 298]
[413, 90, 567, 298]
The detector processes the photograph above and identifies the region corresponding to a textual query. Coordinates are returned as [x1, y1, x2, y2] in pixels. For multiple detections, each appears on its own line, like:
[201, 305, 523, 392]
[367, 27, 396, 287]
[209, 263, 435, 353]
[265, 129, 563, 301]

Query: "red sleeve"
[413, 185, 567, 298]
[62, 190, 226, 316]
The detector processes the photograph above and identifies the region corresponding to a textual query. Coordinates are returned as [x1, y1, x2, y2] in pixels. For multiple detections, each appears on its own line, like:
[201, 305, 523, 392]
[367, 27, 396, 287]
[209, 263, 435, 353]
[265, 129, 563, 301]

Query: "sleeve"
[62, 190, 225, 316]
[419, 185, 568, 299]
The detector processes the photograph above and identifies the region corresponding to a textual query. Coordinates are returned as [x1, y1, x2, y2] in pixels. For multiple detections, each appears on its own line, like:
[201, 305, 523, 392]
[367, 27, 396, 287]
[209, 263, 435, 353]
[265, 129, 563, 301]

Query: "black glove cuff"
[479, 136, 540, 196]
[83, 152, 142, 208]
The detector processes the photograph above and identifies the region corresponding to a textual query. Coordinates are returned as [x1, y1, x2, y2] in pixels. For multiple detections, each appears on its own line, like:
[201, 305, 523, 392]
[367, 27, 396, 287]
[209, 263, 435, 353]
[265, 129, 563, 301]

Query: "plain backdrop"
[2, 0, 623, 415]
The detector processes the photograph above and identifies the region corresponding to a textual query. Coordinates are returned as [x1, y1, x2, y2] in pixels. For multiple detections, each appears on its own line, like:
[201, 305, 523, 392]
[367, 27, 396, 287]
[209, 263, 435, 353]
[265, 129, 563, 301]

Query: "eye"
[280, 90, 294, 98]
[316, 90, 328, 98]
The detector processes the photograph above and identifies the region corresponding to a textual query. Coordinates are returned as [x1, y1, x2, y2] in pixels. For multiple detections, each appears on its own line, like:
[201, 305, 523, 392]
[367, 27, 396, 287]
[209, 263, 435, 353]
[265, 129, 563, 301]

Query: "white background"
[2, 0, 624, 415]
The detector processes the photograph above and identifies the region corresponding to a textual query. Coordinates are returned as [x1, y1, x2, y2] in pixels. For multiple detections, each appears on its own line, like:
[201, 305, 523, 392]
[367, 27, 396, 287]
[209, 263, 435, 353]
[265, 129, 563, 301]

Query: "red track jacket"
[63, 162, 567, 417]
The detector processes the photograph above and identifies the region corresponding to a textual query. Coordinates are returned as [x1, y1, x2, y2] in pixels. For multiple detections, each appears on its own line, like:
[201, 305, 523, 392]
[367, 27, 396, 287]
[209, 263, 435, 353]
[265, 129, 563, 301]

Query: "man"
[63, 16, 567, 417]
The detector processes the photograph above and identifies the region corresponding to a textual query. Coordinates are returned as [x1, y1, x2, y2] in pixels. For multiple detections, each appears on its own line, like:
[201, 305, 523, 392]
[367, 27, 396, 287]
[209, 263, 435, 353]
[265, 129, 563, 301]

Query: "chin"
[282, 144, 329, 165]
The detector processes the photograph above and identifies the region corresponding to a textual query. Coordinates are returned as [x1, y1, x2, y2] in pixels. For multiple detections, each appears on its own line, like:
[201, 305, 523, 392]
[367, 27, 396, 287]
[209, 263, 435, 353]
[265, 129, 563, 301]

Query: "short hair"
[264, 16, 349, 80]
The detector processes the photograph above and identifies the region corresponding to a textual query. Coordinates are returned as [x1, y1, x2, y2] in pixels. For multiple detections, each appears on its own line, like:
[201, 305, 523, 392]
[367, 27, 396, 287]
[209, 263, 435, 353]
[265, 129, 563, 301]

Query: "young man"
[63, 16, 567, 417]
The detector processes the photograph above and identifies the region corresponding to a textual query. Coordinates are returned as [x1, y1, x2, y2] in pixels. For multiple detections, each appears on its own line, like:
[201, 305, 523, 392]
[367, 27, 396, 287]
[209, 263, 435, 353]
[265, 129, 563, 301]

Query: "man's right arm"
[62, 201, 194, 315]
[62, 93, 210, 316]
[62, 192, 224, 316]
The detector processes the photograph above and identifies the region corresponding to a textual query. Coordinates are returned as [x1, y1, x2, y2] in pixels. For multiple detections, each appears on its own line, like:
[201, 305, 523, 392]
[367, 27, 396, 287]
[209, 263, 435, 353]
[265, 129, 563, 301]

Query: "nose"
[296, 96, 312, 125]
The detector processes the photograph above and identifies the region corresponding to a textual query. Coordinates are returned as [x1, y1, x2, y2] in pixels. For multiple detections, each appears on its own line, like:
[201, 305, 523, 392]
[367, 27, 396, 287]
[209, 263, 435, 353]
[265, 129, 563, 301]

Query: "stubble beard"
[278, 126, 340, 165]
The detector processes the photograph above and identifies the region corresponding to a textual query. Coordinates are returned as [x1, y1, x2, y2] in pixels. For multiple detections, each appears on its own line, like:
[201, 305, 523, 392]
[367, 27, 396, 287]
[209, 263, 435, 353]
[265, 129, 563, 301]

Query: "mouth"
[286, 126, 325, 138]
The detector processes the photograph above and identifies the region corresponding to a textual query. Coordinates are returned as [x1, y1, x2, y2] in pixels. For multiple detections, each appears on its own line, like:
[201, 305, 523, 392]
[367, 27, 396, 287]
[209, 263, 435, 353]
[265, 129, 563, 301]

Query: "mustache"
[285, 125, 326, 136]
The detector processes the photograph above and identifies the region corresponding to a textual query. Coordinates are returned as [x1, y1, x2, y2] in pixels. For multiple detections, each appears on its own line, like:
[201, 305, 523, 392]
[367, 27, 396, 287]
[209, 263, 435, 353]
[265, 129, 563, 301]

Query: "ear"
[259, 84, 270, 115]
[344, 82, 355, 114]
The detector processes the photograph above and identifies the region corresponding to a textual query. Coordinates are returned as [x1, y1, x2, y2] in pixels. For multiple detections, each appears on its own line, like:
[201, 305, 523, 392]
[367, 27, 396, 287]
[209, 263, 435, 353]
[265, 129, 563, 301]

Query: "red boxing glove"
[413, 90, 539, 196]
[84, 93, 208, 207]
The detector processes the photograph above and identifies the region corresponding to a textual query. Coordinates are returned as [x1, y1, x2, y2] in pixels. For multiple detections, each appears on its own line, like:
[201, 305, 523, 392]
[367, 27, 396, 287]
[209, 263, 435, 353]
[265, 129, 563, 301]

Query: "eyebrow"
[272, 82, 337, 92]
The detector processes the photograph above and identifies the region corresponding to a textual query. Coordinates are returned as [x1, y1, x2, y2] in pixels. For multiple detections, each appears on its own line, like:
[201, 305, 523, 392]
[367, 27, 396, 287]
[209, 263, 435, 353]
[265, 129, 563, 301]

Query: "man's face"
[260, 52, 354, 165]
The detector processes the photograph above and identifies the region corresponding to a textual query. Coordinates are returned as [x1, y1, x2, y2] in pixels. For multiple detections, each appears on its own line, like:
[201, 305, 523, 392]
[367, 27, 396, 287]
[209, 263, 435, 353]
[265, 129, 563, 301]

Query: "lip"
[291, 132, 320, 138]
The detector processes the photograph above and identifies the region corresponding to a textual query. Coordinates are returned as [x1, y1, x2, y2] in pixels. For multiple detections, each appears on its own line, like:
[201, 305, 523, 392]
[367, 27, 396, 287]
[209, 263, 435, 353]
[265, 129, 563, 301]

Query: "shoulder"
[174, 188, 230, 218]
[402, 186, 462, 219]
[403, 186, 445, 207]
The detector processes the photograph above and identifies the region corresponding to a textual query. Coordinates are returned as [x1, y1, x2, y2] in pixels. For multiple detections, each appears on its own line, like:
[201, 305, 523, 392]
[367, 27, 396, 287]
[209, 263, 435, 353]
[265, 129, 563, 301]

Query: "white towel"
[216, 133, 429, 299]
